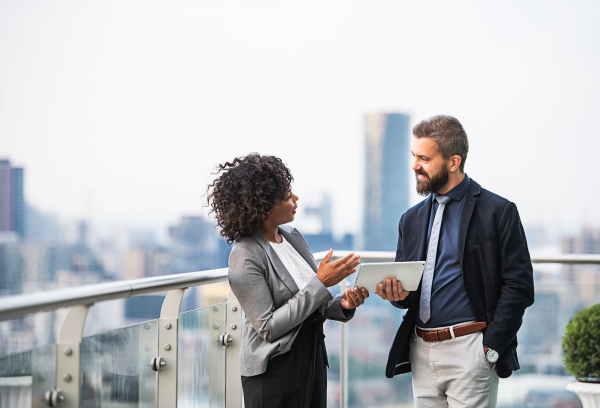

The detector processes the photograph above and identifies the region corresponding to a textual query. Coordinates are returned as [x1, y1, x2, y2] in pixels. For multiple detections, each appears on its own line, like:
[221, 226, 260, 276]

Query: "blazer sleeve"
[323, 293, 355, 322]
[229, 244, 334, 343]
[392, 213, 413, 309]
[482, 201, 535, 354]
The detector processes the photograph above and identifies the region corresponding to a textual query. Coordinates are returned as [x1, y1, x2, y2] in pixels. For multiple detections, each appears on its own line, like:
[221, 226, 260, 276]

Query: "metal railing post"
[48, 304, 90, 408]
[339, 279, 349, 408]
[225, 290, 242, 408]
[156, 288, 186, 408]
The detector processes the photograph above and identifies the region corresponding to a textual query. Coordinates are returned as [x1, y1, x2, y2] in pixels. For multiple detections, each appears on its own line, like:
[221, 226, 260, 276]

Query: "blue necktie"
[419, 195, 451, 324]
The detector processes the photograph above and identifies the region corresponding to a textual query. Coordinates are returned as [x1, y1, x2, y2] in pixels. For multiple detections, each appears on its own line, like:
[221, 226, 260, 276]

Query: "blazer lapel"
[417, 196, 433, 261]
[458, 179, 481, 269]
[250, 229, 300, 295]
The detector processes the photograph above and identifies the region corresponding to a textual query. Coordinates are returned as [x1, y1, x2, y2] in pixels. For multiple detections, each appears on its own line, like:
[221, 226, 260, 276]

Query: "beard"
[415, 165, 449, 197]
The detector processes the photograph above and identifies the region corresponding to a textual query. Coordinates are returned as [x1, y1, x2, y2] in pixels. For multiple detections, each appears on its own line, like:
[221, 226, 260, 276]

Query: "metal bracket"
[44, 389, 65, 407]
[150, 356, 166, 372]
[220, 333, 233, 346]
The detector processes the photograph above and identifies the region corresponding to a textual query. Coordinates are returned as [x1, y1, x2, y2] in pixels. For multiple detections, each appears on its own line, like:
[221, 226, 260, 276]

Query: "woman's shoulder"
[230, 234, 267, 263]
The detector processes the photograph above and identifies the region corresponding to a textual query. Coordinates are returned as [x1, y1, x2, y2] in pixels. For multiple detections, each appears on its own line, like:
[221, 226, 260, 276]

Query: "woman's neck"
[257, 221, 282, 243]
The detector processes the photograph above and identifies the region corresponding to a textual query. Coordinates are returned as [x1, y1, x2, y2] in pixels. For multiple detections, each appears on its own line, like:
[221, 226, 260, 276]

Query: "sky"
[1, 0, 600, 242]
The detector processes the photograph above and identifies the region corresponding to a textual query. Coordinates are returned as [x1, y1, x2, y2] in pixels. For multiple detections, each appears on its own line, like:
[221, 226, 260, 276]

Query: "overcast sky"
[1, 0, 599, 242]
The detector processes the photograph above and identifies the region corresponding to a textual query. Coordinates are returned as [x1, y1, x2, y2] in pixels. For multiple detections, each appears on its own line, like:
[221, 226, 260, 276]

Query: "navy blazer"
[386, 179, 535, 379]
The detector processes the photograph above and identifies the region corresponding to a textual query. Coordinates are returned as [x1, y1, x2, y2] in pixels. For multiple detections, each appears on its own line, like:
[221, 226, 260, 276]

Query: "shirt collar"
[433, 174, 471, 202]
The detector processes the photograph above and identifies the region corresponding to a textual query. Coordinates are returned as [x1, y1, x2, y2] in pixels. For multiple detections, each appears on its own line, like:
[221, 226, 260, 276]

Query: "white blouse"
[269, 235, 316, 290]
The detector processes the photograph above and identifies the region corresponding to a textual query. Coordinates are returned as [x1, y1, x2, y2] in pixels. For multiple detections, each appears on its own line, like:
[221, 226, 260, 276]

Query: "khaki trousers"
[409, 326, 499, 408]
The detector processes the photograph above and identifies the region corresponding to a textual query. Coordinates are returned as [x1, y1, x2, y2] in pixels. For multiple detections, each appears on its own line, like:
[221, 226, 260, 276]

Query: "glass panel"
[80, 320, 158, 408]
[336, 267, 597, 408]
[342, 295, 411, 408]
[0, 350, 32, 377]
[178, 302, 227, 408]
[0, 375, 32, 408]
[31, 343, 56, 408]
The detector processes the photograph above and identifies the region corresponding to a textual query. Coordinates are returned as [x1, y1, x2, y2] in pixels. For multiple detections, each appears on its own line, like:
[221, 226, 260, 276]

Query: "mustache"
[415, 169, 429, 179]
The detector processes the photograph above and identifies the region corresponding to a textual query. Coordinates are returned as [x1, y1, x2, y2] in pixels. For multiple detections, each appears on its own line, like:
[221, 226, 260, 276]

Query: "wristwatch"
[484, 347, 499, 364]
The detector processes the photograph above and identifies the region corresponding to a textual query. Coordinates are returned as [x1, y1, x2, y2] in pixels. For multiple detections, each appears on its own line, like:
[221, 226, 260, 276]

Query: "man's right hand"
[376, 278, 410, 301]
[316, 250, 361, 288]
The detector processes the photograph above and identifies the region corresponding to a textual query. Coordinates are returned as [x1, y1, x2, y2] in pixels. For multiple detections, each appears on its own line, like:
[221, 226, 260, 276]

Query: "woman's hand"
[376, 278, 410, 301]
[316, 250, 361, 288]
[341, 287, 369, 309]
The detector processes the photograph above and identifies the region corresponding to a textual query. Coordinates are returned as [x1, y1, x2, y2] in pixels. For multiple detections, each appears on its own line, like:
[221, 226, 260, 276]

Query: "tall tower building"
[362, 113, 411, 251]
[0, 159, 25, 240]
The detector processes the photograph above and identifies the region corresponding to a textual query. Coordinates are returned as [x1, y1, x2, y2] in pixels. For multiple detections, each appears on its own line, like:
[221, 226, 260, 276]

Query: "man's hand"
[341, 287, 369, 309]
[376, 278, 410, 301]
[483, 346, 493, 369]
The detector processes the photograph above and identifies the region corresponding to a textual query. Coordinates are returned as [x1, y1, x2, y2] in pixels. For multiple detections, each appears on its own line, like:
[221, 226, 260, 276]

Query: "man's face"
[411, 137, 450, 196]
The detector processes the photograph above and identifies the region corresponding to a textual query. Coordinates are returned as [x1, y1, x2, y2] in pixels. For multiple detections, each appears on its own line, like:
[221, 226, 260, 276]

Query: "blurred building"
[302, 192, 355, 252]
[123, 246, 169, 280]
[362, 113, 411, 251]
[0, 159, 25, 240]
[562, 228, 600, 306]
[168, 216, 223, 273]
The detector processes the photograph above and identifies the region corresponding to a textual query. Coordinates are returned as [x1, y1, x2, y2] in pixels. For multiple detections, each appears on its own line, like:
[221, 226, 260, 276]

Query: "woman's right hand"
[316, 250, 361, 288]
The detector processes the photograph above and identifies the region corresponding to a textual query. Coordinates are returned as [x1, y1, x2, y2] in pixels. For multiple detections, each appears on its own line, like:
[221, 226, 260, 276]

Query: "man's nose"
[411, 159, 420, 171]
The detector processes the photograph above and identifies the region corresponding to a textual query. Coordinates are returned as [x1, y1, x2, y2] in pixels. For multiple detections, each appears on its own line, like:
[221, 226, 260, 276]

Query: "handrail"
[2, 252, 600, 321]
[0, 268, 228, 321]
[315, 250, 600, 265]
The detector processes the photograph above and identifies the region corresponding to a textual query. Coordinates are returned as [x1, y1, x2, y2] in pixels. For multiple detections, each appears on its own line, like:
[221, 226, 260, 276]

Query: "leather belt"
[416, 322, 487, 342]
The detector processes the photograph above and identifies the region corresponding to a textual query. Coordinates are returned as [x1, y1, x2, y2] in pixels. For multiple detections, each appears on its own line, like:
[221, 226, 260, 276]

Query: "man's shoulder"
[476, 184, 513, 208]
[404, 196, 430, 218]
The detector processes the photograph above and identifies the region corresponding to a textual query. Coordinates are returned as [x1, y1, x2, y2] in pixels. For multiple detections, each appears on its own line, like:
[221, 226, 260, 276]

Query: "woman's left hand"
[341, 287, 369, 309]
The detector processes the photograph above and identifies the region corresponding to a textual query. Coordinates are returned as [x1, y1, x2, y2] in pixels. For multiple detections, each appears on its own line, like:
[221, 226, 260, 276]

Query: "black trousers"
[241, 312, 328, 408]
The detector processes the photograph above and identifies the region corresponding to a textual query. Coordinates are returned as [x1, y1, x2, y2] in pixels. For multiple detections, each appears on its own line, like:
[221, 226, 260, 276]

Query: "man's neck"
[437, 172, 466, 195]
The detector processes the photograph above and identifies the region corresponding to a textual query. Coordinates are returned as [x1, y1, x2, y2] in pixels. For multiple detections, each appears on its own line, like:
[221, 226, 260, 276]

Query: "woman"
[207, 153, 368, 408]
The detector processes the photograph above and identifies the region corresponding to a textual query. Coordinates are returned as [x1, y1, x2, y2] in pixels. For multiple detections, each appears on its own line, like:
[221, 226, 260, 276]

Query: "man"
[376, 115, 534, 407]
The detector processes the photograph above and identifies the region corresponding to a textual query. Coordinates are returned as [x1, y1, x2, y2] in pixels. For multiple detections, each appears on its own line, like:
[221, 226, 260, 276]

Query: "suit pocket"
[468, 233, 497, 247]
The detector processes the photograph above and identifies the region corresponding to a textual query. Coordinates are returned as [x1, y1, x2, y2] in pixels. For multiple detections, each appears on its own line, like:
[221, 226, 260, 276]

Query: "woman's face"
[266, 190, 298, 226]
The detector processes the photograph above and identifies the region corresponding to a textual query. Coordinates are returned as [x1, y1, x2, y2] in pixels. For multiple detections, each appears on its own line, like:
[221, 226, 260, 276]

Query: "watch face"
[486, 349, 499, 363]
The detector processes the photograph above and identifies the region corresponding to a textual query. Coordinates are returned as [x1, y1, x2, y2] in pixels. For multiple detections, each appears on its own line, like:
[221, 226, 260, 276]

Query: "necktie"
[419, 195, 451, 324]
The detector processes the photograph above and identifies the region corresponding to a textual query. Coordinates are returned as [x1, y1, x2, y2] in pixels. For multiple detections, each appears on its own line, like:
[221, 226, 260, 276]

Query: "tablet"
[354, 261, 426, 293]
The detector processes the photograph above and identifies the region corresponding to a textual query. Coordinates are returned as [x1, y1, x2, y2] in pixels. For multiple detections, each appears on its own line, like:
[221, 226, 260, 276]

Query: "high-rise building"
[362, 113, 411, 251]
[0, 159, 25, 240]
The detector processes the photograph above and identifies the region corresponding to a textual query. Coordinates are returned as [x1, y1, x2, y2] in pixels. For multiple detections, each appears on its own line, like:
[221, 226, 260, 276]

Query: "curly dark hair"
[207, 153, 294, 244]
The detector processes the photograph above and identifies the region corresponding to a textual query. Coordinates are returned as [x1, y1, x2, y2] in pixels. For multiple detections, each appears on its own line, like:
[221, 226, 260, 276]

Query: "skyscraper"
[362, 113, 411, 251]
[0, 159, 25, 240]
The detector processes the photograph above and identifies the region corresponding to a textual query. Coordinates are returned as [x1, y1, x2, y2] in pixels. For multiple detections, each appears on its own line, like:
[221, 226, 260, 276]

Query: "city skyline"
[2, 1, 600, 240]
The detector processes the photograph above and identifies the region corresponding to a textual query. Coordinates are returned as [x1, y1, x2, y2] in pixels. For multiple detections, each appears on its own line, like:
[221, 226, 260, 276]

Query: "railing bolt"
[164, 344, 171, 350]
[231, 324, 237, 329]
[231, 306, 237, 311]
[63, 347, 72, 356]
[214, 324, 220, 329]
[145, 323, 151, 329]
[63, 373, 71, 382]
[58, 395, 65, 402]
[144, 344, 151, 350]
[165, 323, 172, 329]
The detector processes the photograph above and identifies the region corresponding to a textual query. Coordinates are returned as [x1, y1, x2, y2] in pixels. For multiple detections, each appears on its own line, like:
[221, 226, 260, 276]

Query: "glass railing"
[0, 253, 598, 408]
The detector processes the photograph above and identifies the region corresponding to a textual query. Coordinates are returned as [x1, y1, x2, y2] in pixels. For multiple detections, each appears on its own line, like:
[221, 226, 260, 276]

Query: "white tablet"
[354, 261, 426, 293]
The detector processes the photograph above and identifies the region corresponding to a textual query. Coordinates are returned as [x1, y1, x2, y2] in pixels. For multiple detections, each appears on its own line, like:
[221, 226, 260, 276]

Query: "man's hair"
[413, 115, 469, 172]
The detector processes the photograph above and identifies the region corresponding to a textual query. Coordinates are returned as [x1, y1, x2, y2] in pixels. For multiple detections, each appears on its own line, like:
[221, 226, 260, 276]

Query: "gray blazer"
[228, 225, 354, 377]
